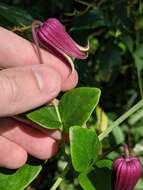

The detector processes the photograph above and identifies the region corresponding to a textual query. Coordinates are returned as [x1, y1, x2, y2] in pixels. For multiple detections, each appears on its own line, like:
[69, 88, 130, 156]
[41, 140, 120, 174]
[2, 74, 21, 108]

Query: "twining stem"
[32, 20, 44, 65]
[99, 99, 143, 141]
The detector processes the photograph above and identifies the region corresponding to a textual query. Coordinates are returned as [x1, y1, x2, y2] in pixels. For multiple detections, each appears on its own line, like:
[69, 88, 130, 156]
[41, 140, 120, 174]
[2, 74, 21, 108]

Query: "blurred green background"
[0, 0, 143, 189]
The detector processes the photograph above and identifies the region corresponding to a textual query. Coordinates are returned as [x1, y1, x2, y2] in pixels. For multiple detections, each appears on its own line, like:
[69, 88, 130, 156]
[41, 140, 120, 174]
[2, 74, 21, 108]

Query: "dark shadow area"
[0, 156, 44, 175]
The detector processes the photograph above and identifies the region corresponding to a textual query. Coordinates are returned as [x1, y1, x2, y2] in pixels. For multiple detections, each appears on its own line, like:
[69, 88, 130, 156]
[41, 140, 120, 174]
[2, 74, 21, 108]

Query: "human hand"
[0, 27, 78, 169]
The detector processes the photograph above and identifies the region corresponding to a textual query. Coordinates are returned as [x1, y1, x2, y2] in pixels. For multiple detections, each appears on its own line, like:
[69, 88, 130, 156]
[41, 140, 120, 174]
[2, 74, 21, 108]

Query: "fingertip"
[22, 136, 59, 160]
[0, 136, 27, 169]
[8, 147, 27, 169]
[0, 118, 60, 161]
[35, 139, 59, 160]
[61, 69, 78, 91]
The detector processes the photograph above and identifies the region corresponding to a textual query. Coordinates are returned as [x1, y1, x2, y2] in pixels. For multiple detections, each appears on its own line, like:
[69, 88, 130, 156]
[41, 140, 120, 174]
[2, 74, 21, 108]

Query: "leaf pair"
[26, 87, 101, 131]
[0, 87, 101, 190]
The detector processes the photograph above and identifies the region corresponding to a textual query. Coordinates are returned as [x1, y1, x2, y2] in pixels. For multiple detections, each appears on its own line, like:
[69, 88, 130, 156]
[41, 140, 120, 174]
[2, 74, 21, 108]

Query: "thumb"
[0, 64, 61, 116]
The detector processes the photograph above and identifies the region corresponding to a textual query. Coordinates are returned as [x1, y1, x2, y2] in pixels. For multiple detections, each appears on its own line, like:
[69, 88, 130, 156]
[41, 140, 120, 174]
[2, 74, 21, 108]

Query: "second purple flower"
[112, 144, 142, 190]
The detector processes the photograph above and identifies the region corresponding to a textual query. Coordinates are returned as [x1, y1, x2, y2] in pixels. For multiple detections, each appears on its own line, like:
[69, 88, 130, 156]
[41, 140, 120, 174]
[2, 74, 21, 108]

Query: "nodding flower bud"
[32, 18, 89, 72]
[36, 18, 88, 59]
[112, 144, 142, 190]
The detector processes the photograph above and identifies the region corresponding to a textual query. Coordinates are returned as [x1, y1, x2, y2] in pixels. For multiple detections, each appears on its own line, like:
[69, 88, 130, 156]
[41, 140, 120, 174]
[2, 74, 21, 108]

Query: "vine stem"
[50, 163, 69, 190]
[51, 100, 69, 190]
[50, 177, 63, 190]
[99, 99, 143, 141]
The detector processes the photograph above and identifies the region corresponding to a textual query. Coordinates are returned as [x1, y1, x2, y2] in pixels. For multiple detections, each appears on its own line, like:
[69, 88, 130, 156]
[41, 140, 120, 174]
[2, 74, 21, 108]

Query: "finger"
[13, 117, 61, 141]
[0, 118, 59, 160]
[0, 64, 61, 116]
[61, 70, 78, 91]
[0, 136, 27, 169]
[0, 27, 78, 90]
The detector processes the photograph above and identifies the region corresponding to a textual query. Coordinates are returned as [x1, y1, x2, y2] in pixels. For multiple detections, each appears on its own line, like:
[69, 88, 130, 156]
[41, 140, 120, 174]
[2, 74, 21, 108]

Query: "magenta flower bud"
[36, 18, 88, 59]
[112, 145, 142, 190]
[32, 18, 89, 73]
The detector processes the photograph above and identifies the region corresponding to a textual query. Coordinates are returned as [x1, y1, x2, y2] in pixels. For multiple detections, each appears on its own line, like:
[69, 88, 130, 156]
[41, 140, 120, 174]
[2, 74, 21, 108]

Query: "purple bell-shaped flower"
[32, 18, 89, 72]
[112, 144, 142, 190]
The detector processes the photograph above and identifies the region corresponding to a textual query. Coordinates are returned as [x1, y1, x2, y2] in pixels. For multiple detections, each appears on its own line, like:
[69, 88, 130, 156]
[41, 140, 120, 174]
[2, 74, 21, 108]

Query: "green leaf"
[70, 126, 100, 172]
[59, 87, 101, 130]
[123, 35, 134, 52]
[0, 3, 33, 26]
[26, 105, 62, 129]
[112, 126, 125, 144]
[0, 158, 43, 190]
[78, 173, 96, 190]
[95, 159, 112, 169]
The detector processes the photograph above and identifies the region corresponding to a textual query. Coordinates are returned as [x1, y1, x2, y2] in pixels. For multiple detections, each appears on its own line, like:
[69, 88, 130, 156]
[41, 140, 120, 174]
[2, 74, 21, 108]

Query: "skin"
[0, 27, 78, 169]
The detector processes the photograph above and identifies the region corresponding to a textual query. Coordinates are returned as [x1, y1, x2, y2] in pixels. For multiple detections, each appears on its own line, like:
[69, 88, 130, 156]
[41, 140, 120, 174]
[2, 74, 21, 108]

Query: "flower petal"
[37, 18, 88, 59]
[36, 31, 75, 74]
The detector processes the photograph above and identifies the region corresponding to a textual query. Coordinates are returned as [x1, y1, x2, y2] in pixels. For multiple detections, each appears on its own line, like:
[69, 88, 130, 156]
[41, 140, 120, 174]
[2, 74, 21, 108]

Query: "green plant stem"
[51, 100, 69, 189]
[50, 177, 63, 190]
[52, 100, 68, 158]
[50, 164, 69, 190]
[32, 20, 44, 65]
[137, 68, 143, 99]
[99, 99, 143, 141]
[52, 99, 62, 123]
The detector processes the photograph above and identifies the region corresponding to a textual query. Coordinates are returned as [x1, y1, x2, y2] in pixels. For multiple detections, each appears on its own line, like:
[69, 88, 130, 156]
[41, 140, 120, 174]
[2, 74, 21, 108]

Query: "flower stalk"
[99, 99, 143, 141]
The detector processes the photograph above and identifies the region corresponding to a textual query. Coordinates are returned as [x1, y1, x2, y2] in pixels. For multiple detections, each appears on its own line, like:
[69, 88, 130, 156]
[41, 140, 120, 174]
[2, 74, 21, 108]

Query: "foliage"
[0, 0, 143, 190]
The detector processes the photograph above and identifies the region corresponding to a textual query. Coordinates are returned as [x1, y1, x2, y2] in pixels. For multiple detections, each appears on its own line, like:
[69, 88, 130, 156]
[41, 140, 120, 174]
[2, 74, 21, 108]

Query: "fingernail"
[32, 66, 61, 94]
